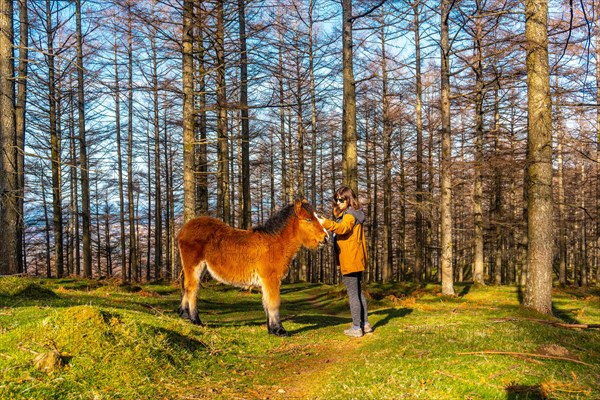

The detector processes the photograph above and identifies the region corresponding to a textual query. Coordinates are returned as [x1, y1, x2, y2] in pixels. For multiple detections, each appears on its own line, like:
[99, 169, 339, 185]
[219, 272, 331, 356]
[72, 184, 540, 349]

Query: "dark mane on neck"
[252, 204, 295, 235]
[252, 202, 314, 235]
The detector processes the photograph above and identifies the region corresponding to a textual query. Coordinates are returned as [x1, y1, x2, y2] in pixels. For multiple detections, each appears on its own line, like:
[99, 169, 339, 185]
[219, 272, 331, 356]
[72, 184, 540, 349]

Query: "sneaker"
[344, 327, 363, 338]
[363, 323, 373, 334]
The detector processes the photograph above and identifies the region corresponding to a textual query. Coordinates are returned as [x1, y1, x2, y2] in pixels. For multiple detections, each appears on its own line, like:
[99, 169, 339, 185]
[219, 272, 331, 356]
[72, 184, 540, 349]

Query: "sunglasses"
[335, 198, 346, 204]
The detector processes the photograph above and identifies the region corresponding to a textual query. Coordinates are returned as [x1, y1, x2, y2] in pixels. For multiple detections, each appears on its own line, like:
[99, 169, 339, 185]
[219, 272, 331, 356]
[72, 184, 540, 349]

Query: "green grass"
[0, 277, 598, 399]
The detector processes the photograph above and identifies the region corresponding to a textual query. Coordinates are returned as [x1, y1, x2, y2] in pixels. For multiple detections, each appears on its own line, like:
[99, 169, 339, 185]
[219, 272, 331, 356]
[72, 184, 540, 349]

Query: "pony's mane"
[252, 202, 314, 235]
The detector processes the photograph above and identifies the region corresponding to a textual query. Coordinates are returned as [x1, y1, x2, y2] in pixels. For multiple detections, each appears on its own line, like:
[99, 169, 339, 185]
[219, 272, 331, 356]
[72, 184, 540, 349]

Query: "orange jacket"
[321, 209, 368, 275]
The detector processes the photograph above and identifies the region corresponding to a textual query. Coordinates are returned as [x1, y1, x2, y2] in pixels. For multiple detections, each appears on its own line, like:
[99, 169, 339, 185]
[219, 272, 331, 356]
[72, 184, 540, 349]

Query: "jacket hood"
[345, 208, 365, 225]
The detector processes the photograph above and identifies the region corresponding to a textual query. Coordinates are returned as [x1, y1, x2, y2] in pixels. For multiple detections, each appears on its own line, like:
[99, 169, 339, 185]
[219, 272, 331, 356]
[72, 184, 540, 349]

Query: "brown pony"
[177, 199, 328, 336]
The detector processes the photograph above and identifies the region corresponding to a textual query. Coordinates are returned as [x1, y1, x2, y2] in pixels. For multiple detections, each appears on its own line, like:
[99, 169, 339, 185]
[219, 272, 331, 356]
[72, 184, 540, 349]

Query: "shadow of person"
[370, 307, 413, 330]
[285, 314, 352, 336]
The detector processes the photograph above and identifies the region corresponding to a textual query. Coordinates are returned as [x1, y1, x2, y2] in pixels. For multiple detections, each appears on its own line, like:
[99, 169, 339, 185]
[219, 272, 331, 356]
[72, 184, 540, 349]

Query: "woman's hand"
[316, 214, 326, 226]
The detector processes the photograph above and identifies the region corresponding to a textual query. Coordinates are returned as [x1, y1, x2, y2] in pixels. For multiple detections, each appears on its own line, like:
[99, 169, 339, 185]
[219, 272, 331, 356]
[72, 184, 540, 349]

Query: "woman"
[318, 186, 371, 337]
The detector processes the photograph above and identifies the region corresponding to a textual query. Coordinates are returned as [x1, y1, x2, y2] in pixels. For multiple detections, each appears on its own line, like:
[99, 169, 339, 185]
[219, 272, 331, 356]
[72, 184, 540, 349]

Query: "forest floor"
[0, 276, 599, 399]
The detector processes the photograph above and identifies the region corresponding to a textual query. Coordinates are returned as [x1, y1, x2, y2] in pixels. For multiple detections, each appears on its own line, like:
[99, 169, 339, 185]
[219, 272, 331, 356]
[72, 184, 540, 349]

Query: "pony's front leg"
[261, 278, 286, 336]
[180, 261, 206, 326]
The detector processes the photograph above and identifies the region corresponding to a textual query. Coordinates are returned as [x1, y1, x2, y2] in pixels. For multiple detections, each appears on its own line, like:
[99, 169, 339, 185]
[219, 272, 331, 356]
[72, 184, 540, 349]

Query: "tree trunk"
[127, 1, 138, 281]
[493, 80, 503, 285]
[112, 19, 127, 277]
[342, 0, 358, 194]
[524, 0, 553, 315]
[239, 0, 251, 228]
[309, 0, 317, 208]
[182, 0, 196, 225]
[216, 0, 230, 224]
[150, 4, 162, 279]
[556, 77, 567, 286]
[380, 10, 392, 282]
[15, 0, 28, 274]
[472, 0, 485, 286]
[46, 0, 64, 278]
[75, 0, 92, 278]
[413, 0, 424, 285]
[41, 169, 52, 277]
[596, 4, 600, 285]
[0, 0, 19, 275]
[194, 3, 208, 216]
[440, 0, 455, 295]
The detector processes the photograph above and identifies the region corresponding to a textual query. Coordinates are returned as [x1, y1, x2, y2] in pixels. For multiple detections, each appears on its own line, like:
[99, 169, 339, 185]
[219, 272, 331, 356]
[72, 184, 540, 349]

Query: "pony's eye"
[305, 218, 312, 222]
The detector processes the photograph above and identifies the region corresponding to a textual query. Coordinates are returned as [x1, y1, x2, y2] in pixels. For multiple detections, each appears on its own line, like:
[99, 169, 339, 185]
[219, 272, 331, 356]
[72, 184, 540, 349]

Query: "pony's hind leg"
[180, 261, 206, 326]
[261, 278, 286, 336]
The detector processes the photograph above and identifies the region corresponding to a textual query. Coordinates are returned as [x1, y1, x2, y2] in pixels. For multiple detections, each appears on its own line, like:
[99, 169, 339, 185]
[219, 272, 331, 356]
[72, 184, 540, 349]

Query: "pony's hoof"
[190, 317, 204, 326]
[269, 327, 288, 337]
[178, 307, 190, 320]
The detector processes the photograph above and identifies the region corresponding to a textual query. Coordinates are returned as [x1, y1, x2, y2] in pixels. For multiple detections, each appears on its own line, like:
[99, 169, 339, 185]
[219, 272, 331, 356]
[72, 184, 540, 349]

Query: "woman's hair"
[332, 186, 361, 215]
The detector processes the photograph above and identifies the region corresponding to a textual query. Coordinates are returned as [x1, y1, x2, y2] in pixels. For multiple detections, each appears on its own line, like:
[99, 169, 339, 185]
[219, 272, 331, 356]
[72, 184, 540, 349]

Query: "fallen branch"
[491, 317, 600, 330]
[458, 351, 593, 366]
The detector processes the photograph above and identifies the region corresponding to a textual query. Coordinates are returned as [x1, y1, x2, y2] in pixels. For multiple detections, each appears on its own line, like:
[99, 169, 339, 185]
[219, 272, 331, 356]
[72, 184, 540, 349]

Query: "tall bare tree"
[440, 0, 455, 295]
[523, 0, 553, 314]
[341, 0, 358, 193]
[126, 1, 138, 281]
[75, 0, 92, 278]
[46, 0, 65, 278]
[182, 0, 195, 224]
[380, 8, 393, 282]
[0, 0, 19, 275]
[15, 0, 29, 274]
[471, 0, 485, 286]
[413, 0, 424, 284]
[239, 0, 251, 228]
[216, 0, 231, 223]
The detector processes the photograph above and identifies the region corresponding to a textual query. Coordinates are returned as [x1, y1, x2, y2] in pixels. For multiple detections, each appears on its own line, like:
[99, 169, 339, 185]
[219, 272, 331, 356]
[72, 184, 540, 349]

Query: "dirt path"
[248, 291, 374, 399]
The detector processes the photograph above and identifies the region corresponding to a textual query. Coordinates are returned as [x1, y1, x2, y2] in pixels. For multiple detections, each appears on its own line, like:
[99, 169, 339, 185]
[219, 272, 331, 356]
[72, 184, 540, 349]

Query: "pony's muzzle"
[319, 233, 329, 247]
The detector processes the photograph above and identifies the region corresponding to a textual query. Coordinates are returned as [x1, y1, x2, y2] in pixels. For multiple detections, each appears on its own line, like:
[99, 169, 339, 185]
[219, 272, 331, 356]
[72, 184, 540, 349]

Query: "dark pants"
[342, 271, 368, 328]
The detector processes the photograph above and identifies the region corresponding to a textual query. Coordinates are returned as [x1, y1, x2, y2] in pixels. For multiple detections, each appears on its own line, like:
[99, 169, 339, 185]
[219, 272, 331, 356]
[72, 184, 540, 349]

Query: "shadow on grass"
[551, 304, 580, 324]
[517, 284, 524, 305]
[147, 325, 208, 353]
[371, 307, 413, 330]
[458, 284, 472, 297]
[286, 314, 352, 335]
[505, 384, 546, 399]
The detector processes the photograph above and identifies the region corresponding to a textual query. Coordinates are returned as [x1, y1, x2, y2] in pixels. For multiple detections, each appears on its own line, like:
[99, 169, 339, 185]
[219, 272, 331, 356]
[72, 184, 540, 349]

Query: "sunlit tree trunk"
[342, 0, 357, 193]
[413, 0, 424, 285]
[596, 4, 600, 285]
[524, 0, 553, 315]
[440, 0, 455, 295]
[380, 10, 392, 282]
[555, 76, 567, 286]
[182, 0, 195, 224]
[277, 8, 288, 204]
[492, 80, 503, 285]
[472, 0, 485, 286]
[194, 3, 208, 216]
[216, 0, 230, 224]
[309, 0, 317, 207]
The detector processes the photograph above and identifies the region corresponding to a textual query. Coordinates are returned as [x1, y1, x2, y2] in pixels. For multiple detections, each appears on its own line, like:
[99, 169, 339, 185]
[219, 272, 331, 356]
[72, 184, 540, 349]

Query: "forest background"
[0, 0, 598, 313]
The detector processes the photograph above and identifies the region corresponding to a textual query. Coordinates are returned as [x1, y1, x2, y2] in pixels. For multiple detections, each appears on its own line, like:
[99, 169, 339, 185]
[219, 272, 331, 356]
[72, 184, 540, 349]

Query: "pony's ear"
[294, 199, 304, 216]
